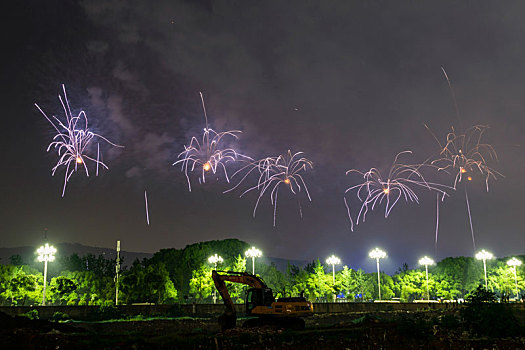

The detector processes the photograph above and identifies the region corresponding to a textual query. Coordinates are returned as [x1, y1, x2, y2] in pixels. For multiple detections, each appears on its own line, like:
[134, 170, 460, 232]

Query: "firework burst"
[35, 85, 123, 197]
[428, 125, 502, 191]
[426, 124, 503, 250]
[226, 150, 313, 226]
[344, 151, 451, 231]
[173, 93, 250, 191]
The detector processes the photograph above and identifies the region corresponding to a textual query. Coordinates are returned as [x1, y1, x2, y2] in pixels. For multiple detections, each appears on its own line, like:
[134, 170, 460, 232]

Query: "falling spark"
[144, 190, 150, 225]
[427, 125, 502, 191]
[426, 124, 503, 249]
[344, 151, 451, 231]
[226, 150, 313, 226]
[35, 85, 123, 196]
[173, 92, 250, 191]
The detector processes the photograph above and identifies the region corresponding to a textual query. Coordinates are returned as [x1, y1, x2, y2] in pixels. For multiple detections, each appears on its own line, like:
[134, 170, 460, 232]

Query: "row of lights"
[35, 244, 522, 305]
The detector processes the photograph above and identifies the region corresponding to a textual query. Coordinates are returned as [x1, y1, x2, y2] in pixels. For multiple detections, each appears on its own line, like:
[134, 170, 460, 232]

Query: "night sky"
[2, 0, 524, 273]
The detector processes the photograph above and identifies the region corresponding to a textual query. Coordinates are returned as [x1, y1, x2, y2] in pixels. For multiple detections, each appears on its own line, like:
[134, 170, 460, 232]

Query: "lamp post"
[475, 249, 494, 290]
[36, 243, 56, 306]
[369, 248, 387, 300]
[208, 254, 224, 304]
[326, 255, 341, 302]
[507, 257, 522, 300]
[115, 240, 121, 305]
[326, 255, 341, 285]
[245, 247, 262, 275]
[418, 256, 435, 301]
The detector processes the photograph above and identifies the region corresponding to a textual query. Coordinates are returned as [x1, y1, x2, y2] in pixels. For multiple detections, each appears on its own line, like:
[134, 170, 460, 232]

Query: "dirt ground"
[1, 310, 525, 349]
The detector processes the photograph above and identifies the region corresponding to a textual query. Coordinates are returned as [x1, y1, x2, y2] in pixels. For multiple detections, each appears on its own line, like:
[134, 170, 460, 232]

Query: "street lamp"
[418, 256, 435, 301]
[507, 257, 522, 300]
[369, 248, 387, 300]
[115, 240, 121, 305]
[208, 254, 224, 304]
[326, 255, 341, 285]
[326, 255, 341, 302]
[245, 247, 262, 275]
[36, 243, 56, 306]
[475, 249, 494, 290]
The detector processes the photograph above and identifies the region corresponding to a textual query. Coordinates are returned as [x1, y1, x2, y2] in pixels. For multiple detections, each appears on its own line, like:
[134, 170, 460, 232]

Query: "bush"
[51, 311, 70, 322]
[461, 285, 522, 337]
[20, 309, 39, 320]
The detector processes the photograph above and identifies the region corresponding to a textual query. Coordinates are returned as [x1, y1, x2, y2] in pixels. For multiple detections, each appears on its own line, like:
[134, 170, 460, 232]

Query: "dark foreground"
[1, 309, 525, 349]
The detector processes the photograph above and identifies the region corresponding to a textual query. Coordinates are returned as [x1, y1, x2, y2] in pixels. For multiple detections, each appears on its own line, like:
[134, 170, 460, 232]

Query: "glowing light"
[173, 92, 250, 191]
[460, 167, 467, 173]
[507, 257, 523, 299]
[419, 256, 435, 267]
[35, 85, 123, 197]
[208, 254, 224, 266]
[36, 243, 56, 306]
[369, 248, 386, 300]
[245, 247, 262, 275]
[37, 243, 57, 262]
[419, 256, 435, 301]
[369, 248, 387, 260]
[326, 255, 341, 266]
[507, 257, 522, 268]
[344, 151, 451, 231]
[467, 176, 472, 181]
[245, 247, 262, 259]
[476, 249, 494, 290]
[227, 150, 313, 226]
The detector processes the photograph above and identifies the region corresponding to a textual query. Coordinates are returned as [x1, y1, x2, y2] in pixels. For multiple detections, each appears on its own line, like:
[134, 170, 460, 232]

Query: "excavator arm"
[211, 270, 268, 331]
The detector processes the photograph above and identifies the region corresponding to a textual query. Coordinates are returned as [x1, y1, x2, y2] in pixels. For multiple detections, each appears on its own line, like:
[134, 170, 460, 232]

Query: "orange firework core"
[284, 178, 291, 184]
[203, 162, 211, 171]
[383, 188, 390, 194]
[76, 156, 83, 164]
[467, 176, 472, 181]
[460, 168, 467, 174]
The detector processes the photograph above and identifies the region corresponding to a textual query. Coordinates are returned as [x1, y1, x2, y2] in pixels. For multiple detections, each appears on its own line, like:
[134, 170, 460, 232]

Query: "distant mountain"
[0, 242, 153, 268]
[0, 242, 308, 272]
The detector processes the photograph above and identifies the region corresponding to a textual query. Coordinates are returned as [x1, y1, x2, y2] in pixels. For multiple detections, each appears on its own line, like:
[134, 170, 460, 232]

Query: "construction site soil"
[1, 309, 524, 349]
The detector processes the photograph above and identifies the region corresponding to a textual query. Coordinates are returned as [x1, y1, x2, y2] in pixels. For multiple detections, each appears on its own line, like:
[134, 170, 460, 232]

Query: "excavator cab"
[246, 288, 275, 315]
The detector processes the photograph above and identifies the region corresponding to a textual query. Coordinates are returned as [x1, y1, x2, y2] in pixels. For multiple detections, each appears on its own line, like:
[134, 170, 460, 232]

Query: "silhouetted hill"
[0, 242, 152, 268]
[0, 242, 308, 272]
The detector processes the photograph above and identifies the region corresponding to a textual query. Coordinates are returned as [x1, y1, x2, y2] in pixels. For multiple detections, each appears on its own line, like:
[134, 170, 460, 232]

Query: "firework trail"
[173, 92, 250, 191]
[226, 150, 313, 226]
[426, 125, 502, 249]
[35, 85, 123, 197]
[425, 68, 503, 250]
[344, 151, 451, 231]
[144, 190, 150, 225]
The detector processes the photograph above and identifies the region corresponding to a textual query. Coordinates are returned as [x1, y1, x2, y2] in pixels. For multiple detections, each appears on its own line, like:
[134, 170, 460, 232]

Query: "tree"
[189, 264, 213, 302]
[301, 259, 332, 301]
[393, 270, 430, 301]
[7, 271, 40, 305]
[50, 276, 77, 305]
[9, 255, 24, 266]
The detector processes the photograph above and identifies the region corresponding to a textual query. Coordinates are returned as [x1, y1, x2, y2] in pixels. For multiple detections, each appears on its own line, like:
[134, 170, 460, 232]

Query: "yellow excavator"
[211, 270, 313, 331]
